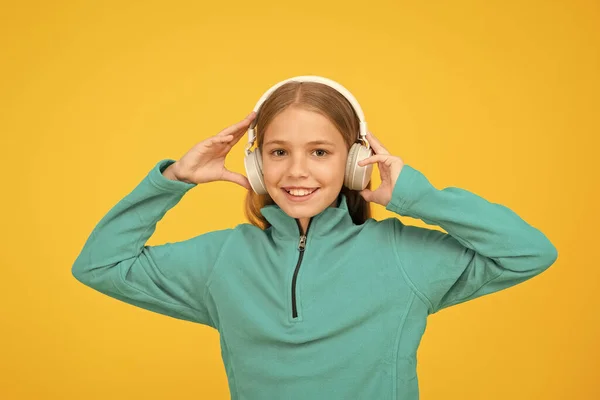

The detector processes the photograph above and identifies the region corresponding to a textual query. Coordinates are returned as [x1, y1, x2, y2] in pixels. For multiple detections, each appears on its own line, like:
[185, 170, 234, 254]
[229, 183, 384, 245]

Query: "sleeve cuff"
[147, 159, 197, 192]
[385, 164, 420, 215]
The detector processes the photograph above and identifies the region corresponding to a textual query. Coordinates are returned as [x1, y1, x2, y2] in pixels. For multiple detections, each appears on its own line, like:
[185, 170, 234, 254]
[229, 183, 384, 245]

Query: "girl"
[72, 77, 558, 399]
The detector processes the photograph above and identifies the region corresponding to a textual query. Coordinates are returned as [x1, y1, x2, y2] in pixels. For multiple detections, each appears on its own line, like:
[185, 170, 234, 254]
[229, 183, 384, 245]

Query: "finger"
[229, 125, 253, 147]
[366, 131, 388, 154]
[230, 118, 255, 139]
[357, 154, 389, 167]
[366, 131, 389, 155]
[217, 121, 248, 137]
[222, 169, 251, 190]
[207, 135, 234, 146]
[229, 114, 256, 140]
[218, 112, 257, 137]
[359, 188, 374, 202]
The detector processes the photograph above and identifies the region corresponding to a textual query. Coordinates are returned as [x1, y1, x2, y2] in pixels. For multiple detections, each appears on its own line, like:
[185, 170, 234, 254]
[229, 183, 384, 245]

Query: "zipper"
[291, 219, 311, 319]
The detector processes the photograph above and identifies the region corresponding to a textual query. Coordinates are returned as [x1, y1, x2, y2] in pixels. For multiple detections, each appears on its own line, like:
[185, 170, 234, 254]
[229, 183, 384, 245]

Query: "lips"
[283, 188, 318, 195]
[281, 187, 320, 202]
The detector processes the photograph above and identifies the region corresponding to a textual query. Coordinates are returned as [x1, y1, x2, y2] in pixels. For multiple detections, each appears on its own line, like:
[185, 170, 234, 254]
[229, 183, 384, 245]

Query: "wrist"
[162, 162, 186, 182]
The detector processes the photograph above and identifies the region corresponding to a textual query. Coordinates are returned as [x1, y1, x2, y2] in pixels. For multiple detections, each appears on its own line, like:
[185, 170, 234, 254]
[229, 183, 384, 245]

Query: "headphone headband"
[245, 75, 369, 155]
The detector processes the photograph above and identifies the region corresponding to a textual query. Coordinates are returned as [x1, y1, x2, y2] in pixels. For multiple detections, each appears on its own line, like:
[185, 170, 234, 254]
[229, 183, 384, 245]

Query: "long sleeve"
[385, 165, 558, 314]
[71, 159, 232, 327]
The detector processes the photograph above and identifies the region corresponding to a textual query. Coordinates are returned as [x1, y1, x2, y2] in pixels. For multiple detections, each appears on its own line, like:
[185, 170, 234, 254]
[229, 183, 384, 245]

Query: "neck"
[297, 217, 310, 235]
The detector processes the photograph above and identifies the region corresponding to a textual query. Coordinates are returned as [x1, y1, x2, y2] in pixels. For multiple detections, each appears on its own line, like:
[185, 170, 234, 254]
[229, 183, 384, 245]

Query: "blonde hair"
[244, 81, 372, 230]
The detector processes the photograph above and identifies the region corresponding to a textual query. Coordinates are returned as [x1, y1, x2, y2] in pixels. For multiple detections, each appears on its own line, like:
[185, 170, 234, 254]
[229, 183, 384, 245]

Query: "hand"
[357, 131, 405, 207]
[171, 112, 257, 189]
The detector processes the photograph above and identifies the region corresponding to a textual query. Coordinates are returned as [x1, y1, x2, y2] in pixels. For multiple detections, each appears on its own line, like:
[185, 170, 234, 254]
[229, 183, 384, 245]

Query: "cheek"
[261, 160, 279, 182]
[261, 161, 289, 187]
[314, 164, 342, 180]
[314, 158, 347, 185]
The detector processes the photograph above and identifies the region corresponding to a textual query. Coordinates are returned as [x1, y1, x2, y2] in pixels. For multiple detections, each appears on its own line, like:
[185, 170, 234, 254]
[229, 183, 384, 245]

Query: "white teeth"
[287, 188, 316, 196]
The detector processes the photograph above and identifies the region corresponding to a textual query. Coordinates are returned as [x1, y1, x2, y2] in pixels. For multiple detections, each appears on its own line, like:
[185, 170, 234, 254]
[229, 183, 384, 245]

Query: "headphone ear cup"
[344, 143, 373, 190]
[244, 147, 268, 195]
[254, 147, 267, 194]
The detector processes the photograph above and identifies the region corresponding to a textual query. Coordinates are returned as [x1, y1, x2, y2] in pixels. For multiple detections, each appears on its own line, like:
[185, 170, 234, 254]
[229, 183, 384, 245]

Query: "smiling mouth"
[282, 188, 319, 197]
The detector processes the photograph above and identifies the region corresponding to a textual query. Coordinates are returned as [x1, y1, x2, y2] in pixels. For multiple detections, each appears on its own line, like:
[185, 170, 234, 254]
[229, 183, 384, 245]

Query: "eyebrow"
[263, 139, 336, 146]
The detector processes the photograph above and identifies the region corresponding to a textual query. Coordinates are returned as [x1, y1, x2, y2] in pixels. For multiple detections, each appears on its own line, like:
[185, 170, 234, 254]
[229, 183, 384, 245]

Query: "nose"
[287, 153, 309, 177]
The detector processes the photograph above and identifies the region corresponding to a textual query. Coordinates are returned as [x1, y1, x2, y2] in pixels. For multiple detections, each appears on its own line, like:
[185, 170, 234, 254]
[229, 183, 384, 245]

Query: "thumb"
[222, 169, 251, 190]
[359, 188, 373, 202]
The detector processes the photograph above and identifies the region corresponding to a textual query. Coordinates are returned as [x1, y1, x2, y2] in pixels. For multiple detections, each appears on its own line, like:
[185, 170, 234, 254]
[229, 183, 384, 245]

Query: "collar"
[259, 193, 355, 239]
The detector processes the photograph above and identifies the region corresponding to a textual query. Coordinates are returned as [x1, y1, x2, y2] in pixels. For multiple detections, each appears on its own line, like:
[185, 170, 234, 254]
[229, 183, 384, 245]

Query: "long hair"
[244, 81, 372, 230]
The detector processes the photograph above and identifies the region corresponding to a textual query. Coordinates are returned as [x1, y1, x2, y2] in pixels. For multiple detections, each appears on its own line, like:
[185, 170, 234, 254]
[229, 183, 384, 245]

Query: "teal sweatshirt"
[72, 159, 558, 399]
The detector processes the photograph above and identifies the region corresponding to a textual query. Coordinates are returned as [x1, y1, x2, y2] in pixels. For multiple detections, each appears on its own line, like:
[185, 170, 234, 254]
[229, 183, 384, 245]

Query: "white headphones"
[243, 75, 374, 195]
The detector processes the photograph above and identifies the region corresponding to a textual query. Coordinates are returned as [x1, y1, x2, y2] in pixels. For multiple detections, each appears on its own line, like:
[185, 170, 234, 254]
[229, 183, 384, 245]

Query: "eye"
[269, 149, 329, 157]
[270, 149, 286, 157]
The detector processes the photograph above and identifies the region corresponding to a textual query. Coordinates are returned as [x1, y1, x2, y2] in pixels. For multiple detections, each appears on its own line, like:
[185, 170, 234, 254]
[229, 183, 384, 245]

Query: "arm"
[72, 159, 231, 327]
[385, 165, 558, 314]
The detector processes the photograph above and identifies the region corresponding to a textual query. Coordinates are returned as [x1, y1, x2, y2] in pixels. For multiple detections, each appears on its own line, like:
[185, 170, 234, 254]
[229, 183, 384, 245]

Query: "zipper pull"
[298, 234, 306, 251]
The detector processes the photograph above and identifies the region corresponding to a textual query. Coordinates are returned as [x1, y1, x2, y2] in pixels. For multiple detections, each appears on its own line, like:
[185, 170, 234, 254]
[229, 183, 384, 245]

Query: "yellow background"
[1, 0, 598, 398]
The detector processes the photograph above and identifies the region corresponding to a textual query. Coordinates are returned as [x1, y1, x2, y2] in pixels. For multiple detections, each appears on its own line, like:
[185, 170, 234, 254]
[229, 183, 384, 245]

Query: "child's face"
[261, 107, 348, 220]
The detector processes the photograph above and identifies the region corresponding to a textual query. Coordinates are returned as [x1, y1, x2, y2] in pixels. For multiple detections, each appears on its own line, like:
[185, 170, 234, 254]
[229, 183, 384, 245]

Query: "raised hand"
[357, 131, 405, 207]
[167, 112, 257, 189]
